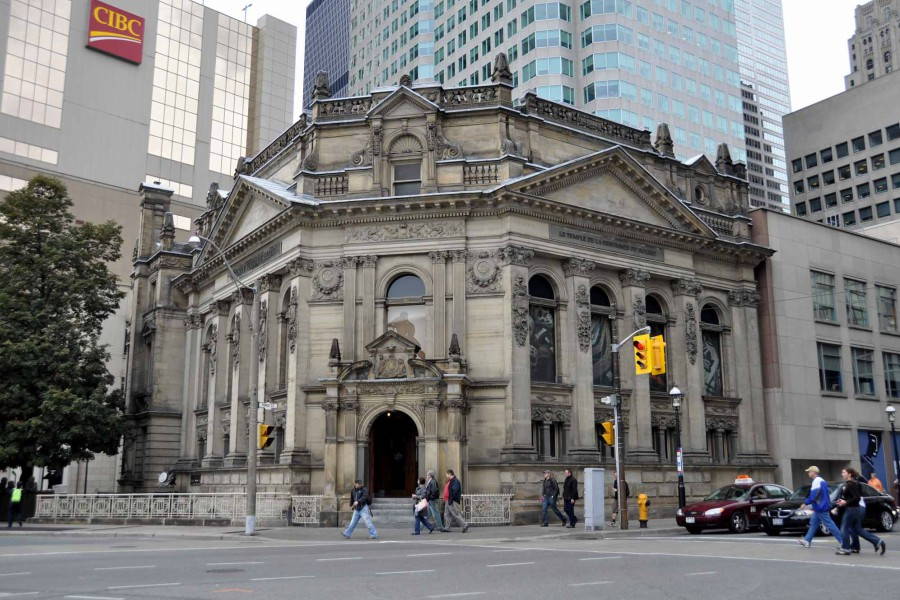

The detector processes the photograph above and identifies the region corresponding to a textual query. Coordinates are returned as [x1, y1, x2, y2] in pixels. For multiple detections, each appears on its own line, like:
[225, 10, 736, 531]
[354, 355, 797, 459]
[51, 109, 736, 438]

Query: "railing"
[464, 163, 499, 185]
[35, 494, 292, 521]
[290, 495, 323, 525]
[314, 174, 349, 196]
[462, 494, 513, 525]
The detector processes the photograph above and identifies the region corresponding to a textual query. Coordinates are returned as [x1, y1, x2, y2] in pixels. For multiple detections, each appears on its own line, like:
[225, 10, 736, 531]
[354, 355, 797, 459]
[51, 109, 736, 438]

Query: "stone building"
[123, 58, 774, 521]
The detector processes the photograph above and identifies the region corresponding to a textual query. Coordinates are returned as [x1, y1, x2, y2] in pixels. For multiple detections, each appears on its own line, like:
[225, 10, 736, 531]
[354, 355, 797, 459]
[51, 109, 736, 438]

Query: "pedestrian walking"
[341, 480, 378, 540]
[797, 465, 843, 548]
[562, 468, 579, 528]
[0, 478, 8, 522]
[441, 469, 469, 533]
[835, 467, 886, 556]
[7, 481, 23, 528]
[411, 477, 435, 535]
[424, 470, 444, 531]
[609, 471, 629, 526]
[868, 472, 885, 493]
[539, 470, 566, 527]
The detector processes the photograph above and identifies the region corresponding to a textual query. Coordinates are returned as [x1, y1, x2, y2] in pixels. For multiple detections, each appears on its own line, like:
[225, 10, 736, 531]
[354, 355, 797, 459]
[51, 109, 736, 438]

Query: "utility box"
[583, 468, 606, 531]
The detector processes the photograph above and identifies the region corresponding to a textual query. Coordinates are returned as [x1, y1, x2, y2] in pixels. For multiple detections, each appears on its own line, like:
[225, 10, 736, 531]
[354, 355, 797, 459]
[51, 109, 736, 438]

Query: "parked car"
[760, 481, 898, 536]
[675, 477, 792, 534]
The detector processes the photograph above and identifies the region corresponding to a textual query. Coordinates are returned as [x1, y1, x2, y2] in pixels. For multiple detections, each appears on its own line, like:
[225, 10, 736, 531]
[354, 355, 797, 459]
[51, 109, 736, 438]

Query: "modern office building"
[845, 0, 899, 89]
[0, 0, 296, 492]
[754, 208, 900, 490]
[303, 0, 351, 109]
[783, 69, 900, 238]
[345, 0, 746, 163]
[734, 0, 789, 212]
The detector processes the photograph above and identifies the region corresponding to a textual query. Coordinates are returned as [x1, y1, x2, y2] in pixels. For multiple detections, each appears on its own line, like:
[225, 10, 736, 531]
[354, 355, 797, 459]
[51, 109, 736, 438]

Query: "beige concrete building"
[124, 63, 774, 523]
[845, 0, 900, 89]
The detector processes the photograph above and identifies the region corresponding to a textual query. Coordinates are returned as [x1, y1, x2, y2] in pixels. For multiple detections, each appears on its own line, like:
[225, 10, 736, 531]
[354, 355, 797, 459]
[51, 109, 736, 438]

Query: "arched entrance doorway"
[368, 410, 418, 497]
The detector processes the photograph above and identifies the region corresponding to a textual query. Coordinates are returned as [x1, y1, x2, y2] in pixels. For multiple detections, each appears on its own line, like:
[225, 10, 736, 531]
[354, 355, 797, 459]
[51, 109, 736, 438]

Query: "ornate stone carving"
[289, 257, 314, 276]
[287, 287, 298, 354]
[498, 245, 534, 266]
[632, 296, 647, 330]
[563, 258, 595, 277]
[654, 123, 675, 158]
[372, 125, 383, 156]
[449, 333, 461, 358]
[215, 298, 232, 316]
[429, 250, 450, 263]
[500, 114, 520, 155]
[512, 274, 529, 347]
[339, 398, 359, 411]
[231, 287, 253, 306]
[359, 255, 378, 268]
[354, 382, 440, 396]
[342, 256, 362, 269]
[345, 221, 463, 243]
[531, 406, 571, 423]
[229, 314, 240, 368]
[184, 313, 202, 330]
[685, 302, 698, 365]
[619, 268, 651, 287]
[258, 300, 268, 362]
[706, 415, 738, 431]
[671, 278, 703, 297]
[447, 396, 468, 410]
[427, 122, 462, 159]
[728, 288, 760, 307]
[258, 274, 281, 294]
[466, 250, 502, 294]
[312, 261, 344, 300]
[312, 71, 331, 100]
[196, 413, 208, 429]
[575, 284, 591, 353]
[491, 51, 513, 84]
[451, 249, 468, 263]
[204, 324, 218, 375]
[351, 141, 372, 167]
[399, 73, 412, 87]
[322, 398, 339, 412]
[329, 338, 342, 364]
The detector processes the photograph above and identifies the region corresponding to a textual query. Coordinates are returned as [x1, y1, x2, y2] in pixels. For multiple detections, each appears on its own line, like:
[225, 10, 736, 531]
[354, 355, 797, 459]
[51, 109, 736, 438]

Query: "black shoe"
[851, 549, 860, 554]
[541, 523, 548, 527]
[440, 528, 450, 533]
[462, 525, 469, 533]
[879, 541, 887, 555]
[835, 548, 851, 555]
[561, 521, 567, 527]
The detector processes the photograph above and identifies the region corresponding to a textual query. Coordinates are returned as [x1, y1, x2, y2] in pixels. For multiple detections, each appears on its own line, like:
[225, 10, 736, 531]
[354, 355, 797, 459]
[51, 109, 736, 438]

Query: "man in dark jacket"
[835, 467, 885, 555]
[441, 469, 469, 533]
[425, 470, 444, 531]
[540, 470, 567, 527]
[562, 469, 579, 528]
[341, 480, 378, 539]
[610, 471, 630, 526]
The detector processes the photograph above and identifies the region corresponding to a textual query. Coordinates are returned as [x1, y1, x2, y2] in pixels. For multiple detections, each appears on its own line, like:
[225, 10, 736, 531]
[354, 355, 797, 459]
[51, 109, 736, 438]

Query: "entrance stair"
[369, 497, 419, 529]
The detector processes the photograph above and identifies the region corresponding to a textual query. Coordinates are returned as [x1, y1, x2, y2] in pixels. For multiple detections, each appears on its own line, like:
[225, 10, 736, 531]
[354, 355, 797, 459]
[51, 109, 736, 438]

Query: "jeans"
[343, 505, 377, 538]
[414, 509, 434, 534]
[443, 500, 468, 530]
[563, 499, 577, 527]
[541, 497, 565, 525]
[841, 506, 881, 550]
[427, 500, 444, 530]
[804, 510, 843, 544]
[7, 502, 21, 528]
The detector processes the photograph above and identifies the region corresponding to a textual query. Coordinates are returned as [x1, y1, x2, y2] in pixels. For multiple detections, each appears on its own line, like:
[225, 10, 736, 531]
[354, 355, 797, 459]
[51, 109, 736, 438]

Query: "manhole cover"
[206, 568, 244, 574]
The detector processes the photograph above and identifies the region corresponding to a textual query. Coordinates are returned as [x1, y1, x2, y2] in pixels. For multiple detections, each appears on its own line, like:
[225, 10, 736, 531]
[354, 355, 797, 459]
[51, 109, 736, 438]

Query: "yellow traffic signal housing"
[650, 335, 666, 375]
[633, 333, 651, 375]
[600, 421, 615, 446]
[258, 424, 275, 450]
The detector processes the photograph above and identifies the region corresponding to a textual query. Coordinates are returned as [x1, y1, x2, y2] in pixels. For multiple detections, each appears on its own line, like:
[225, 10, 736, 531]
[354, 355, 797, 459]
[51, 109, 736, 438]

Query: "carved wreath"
[313, 262, 343, 298]
[467, 251, 501, 293]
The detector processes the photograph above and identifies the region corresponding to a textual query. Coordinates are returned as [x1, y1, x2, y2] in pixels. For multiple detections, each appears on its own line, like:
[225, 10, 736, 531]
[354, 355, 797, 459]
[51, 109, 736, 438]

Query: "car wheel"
[686, 526, 702, 535]
[729, 512, 748, 534]
[763, 526, 780, 536]
[879, 510, 895, 532]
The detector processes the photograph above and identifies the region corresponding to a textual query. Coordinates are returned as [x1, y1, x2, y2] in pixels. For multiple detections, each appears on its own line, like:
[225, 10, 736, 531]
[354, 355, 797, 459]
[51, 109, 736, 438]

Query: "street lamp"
[669, 386, 686, 509]
[887, 405, 899, 498]
[189, 233, 261, 536]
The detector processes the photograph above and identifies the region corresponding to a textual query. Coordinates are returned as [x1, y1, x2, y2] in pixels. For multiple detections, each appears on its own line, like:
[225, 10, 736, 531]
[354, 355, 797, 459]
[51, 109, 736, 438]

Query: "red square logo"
[87, 0, 144, 65]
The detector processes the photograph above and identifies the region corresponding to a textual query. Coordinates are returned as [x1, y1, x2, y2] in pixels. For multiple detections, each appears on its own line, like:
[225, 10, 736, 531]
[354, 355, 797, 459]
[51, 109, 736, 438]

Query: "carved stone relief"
[427, 122, 462, 159]
[205, 325, 218, 375]
[575, 284, 591, 353]
[531, 406, 571, 423]
[619, 268, 651, 287]
[345, 220, 464, 243]
[466, 250, 502, 294]
[728, 288, 761, 308]
[229, 314, 240, 368]
[632, 296, 647, 330]
[287, 287, 298, 354]
[685, 302, 698, 365]
[512, 274, 529, 347]
[498, 245, 533, 266]
[312, 261, 344, 301]
[258, 300, 268, 362]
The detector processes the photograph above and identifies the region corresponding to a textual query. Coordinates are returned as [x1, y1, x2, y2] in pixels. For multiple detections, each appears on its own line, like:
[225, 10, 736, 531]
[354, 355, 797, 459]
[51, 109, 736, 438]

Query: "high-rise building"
[734, 0, 789, 211]
[0, 0, 296, 493]
[845, 0, 899, 89]
[304, 0, 351, 109]
[346, 0, 746, 162]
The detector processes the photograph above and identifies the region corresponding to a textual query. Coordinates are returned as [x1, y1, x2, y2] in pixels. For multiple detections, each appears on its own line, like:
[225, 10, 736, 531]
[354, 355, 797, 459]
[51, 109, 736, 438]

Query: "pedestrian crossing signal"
[650, 335, 666, 375]
[600, 421, 615, 446]
[633, 334, 651, 375]
[258, 424, 275, 450]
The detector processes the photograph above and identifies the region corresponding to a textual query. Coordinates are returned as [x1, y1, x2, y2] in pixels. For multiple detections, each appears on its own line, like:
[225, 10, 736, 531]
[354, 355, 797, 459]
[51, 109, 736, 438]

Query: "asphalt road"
[1, 530, 897, 599]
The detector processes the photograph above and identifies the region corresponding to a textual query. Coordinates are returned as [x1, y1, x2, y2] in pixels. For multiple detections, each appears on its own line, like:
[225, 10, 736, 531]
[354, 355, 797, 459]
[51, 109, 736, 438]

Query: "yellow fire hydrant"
[637, 493, 650, 528]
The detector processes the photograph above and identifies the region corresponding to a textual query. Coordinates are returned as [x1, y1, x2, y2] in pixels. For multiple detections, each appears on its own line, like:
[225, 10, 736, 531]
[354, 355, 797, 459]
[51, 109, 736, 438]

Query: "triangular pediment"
[365, 329, 421, 353]
[504, 147, 716, 237]
[684, 154, 718, 176]
[367, 87, 438, 119]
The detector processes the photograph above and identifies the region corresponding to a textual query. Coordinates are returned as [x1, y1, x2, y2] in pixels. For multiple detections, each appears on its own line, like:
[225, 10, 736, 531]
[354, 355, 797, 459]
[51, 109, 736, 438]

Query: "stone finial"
[399, 73, 412, 87]
[654, 123, 675, 158]
[716, 143, 734, 175]
[160, 211, 175, 250]
[449, 333, 461, 358]
[491, 52, 513, 85]
[312, 71, 331, 101]
[328, 338, 341, 364]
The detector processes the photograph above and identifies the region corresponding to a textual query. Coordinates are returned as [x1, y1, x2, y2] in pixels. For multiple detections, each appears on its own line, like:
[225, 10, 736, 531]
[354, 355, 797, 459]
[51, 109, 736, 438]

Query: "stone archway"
[368, 410, 418, 497]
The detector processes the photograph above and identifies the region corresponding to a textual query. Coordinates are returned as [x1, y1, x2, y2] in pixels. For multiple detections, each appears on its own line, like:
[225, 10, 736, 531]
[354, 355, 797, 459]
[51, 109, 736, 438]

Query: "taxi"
[675, 476, 792, 534]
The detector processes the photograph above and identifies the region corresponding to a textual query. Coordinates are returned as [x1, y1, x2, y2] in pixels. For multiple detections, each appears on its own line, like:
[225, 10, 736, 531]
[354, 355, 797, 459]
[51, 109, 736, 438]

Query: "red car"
[675, 477, 792, 534]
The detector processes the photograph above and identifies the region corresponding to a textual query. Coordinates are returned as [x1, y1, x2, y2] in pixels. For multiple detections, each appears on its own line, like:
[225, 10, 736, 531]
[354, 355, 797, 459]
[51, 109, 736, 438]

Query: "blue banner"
[859, 430, 887, 483]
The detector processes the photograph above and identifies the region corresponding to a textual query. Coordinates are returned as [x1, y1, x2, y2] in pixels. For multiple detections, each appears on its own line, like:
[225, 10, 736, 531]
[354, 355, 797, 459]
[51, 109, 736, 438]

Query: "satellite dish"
[158, 471, 169, 484]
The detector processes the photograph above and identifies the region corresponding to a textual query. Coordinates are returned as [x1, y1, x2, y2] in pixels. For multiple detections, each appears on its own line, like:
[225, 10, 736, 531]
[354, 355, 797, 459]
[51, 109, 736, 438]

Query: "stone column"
[359, 255, 377, 348]
[225, 289, 253, 467]
[282, 258, 313, 465]
[445, 375, 468, 477]
[451, 250, 467, 353]
[430, 251, 449, 357]
[178, 310, 202, 466]
[256, 274, 281, 463]
[564, 258, 599, 458]
[322, 394, 338, 498]
[619, 268, 655, 461]
[729, 288, 767, 460]
[342, 257, 360, 360]
[500, 245, 536, 459]
[670, 278, 706, 456]
[203, 299, 231, 467]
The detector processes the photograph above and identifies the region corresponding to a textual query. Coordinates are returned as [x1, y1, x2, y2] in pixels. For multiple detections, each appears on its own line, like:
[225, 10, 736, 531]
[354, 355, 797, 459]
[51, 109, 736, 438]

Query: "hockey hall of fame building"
[122, 55, 774, 522]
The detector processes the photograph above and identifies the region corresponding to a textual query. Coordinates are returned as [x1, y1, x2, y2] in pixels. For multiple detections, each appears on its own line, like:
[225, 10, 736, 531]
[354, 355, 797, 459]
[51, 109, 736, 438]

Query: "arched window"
[645, 295, 668, 392]
[590, 285, 614, 387]
[529, 274, 557, 382]
[278, 289, 291, 390]
[701, 304, 724, 397]
[386, 273, 428, 356]
[390, 135, 423, 195]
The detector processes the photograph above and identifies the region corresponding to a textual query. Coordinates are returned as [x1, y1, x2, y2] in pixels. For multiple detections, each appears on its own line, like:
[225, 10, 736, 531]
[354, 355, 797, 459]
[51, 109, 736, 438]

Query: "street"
[0, 528, 897, 599]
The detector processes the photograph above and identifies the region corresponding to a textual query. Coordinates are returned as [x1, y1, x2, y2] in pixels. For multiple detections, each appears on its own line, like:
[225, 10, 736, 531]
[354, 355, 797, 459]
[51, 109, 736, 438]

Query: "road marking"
[408, 552, 453, 557]
[426, 593, 486, 599]
[107, 582, 181, 590]
[579, 556, 621, 561]
[568, 581, 612, 587]
[93, 565, 156, 571]
[375, 569, 435, 575]
[316, 556, 362, 562]
[486, 562, 535, 568]
[686, 571, 717, 576]
[206, 561, 264, 566]
[0, 593, 41, 598]
[250, 576, 315, 581]
[492, 549, 529, 552]
[65, 596, 125, 600]
[0, 572, 31, 577]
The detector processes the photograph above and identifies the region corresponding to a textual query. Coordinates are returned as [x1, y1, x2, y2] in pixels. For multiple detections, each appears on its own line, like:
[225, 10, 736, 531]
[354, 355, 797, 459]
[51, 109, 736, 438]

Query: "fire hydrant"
[637, 493, 650, 528]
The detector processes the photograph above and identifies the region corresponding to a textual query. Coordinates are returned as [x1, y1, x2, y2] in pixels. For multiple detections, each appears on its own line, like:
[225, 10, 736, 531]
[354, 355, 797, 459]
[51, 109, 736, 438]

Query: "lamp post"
[189, 233, 260, 536]
[669, 386, 686, 508]
[887, 406, 899, 500]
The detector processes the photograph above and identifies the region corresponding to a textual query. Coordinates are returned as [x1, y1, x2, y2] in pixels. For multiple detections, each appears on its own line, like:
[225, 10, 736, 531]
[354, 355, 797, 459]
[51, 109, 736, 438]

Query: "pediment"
[205, 177, 293, 255]
[367, 87, 438, 120]
[684, 154, 718, 176]
[365, 329, 421, 354]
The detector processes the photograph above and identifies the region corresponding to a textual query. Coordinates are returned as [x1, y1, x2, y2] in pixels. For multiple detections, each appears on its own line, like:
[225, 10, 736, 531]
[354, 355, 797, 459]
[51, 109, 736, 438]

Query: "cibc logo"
[86, 0, 144, 64]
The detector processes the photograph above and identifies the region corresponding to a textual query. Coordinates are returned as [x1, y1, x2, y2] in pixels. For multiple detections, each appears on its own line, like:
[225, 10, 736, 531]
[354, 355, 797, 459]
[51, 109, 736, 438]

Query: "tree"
[0, 176, 125, 476]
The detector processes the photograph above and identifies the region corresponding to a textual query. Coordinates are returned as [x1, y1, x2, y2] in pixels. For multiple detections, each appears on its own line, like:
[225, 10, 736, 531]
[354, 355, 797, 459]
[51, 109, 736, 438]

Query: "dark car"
[675, 478, 792, 534]
[760, 481, 898, 536]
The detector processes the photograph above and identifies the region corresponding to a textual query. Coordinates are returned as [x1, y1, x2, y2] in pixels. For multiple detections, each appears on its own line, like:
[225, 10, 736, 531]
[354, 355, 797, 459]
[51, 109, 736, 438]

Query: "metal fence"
[290, 495, 323, 525]
[35, 493, 293, 521]
[462, 494, 513, 525]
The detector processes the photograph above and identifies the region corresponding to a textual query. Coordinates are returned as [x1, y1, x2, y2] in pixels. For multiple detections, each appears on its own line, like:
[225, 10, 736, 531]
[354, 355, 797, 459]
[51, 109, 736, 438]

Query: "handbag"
[415, 498, 429, 514]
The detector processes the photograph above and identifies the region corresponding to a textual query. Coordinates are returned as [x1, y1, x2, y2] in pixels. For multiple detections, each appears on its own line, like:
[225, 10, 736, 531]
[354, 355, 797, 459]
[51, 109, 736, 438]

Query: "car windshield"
[703, 485, 749, 501]
[788, 482, 843, 501]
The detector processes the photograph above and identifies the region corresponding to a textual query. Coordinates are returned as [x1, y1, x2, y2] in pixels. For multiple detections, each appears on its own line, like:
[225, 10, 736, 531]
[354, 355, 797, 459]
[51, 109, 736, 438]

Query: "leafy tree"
[0, 176, 125, 476]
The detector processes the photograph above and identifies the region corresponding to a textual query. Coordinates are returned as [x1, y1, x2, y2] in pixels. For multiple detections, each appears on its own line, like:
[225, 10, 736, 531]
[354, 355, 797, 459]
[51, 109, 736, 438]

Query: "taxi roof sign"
[734, 474, 755, 486]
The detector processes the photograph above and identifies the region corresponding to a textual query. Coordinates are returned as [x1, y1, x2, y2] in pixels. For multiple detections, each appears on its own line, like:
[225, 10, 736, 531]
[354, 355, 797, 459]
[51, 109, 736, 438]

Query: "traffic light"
[633, 333, 651, 374]
[258, 424, 275, 449]
[650, 335, 666, 375]
[600, 421, 615, 446]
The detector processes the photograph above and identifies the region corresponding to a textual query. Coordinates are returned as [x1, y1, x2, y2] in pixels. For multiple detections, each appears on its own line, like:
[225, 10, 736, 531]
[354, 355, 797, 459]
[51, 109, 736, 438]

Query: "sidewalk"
[0, 519, 683, 541]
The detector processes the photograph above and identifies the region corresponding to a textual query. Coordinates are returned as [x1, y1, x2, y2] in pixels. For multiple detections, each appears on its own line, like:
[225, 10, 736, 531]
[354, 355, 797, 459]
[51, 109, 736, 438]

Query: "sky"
[202, 0, 864, 115]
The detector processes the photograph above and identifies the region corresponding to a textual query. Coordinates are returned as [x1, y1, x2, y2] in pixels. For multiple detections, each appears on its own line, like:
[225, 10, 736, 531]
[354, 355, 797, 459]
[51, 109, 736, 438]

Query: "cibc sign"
[86, 0, 144, 64]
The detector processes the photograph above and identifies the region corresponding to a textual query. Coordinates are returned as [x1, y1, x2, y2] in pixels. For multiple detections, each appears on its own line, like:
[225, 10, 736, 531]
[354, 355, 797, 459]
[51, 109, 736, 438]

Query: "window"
[590, 286, 613, 387]
[579, 0, 632, 17]
[873, 154, 885, 170]
[791, 158, 803, 173]
[701, 305, 723, 397]
[860, 206, 873, 222]
[843, 211, 856, 226]
[804, 153, 817, 169]
[877, 201, 892, 217]
[393, 162, 422, 195]
[386, 274, 428, 356]
[855, 159, 869, 175]
[529, 275, 557, 382]
[521, 2, 571, 26]
[838, 164, 851, 180]
[521, 57, 573, 80]
[884, 352, 900, 398]
[811, 271, 836, 321]
[825, 193, 838, 207]
[807, 175, 820, 190]
[894, 172, 900, 189]
[851, 347, 875, 396]
[794, 180, 804, 194]
[852, 136, 866, 153]
[533, 420, 565, 459]
[581, 23, 632, 46]
[822, 170, 835, 185]
[796, 202, 807, 216]
[809, 197, 822, 212]
[870, 130, 884, 147]
[840, 187, 853, 202]
[821, 147, 833, 163]
[888, 123, 900, 141]
[891, 147, 900, 165]
[877, 285, 897, 330]
[836, 142, 849, 158]
[857, 182, 871, 199]
[536, 84, 574, 104]
[845, 279, 869, 327]
[645, 296, 667, 393]
[817, 343, 842, 392]
[875, 177, 888, 193]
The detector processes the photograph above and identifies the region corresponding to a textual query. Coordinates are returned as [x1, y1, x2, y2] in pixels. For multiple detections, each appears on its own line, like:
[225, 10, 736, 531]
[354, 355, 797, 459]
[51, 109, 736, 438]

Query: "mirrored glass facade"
[209, 15, 252, 175]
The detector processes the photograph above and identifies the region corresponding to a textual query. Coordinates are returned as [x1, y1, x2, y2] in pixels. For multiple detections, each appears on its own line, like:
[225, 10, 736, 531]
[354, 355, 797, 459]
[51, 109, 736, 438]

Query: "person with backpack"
[540, 470, 566, 527]
[411, 477, 435, 535]
[798, 465, 843, 548]
[835, 467, 886, 556]
[7, 480, 23, 528]
[424, 470, 444, 531]
[341, 480, 377, 540]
